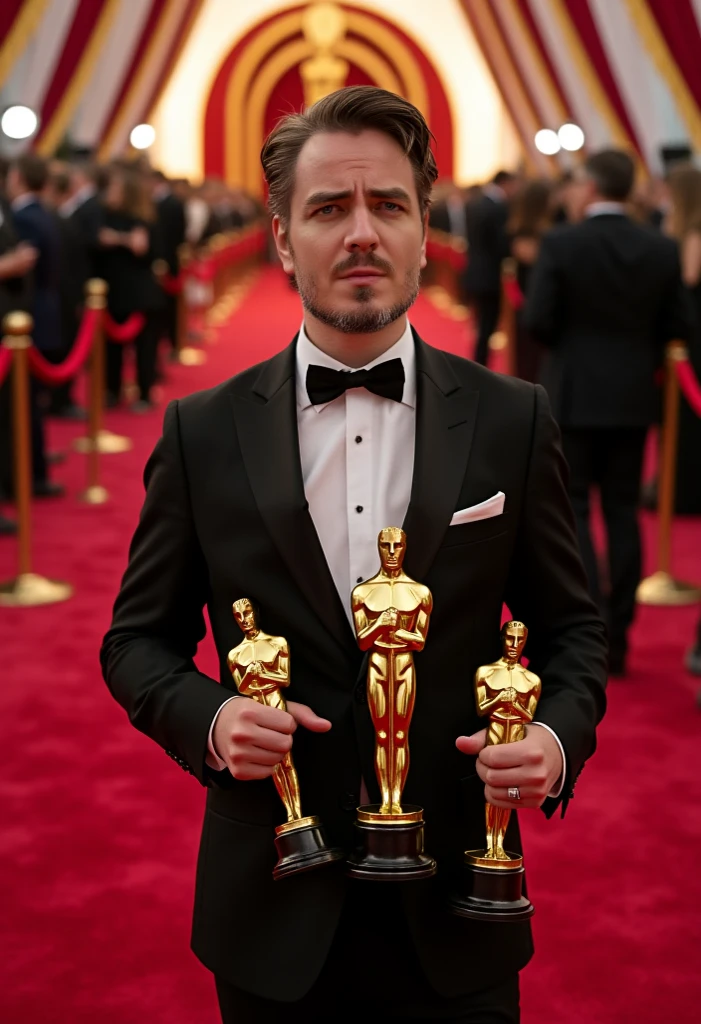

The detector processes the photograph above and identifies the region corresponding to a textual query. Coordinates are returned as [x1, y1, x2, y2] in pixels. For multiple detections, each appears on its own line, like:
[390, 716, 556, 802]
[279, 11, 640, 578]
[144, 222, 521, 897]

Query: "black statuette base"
[273, 819, 344, 880]
[346, 805, 437, 881]
[448, 857, 534, 922]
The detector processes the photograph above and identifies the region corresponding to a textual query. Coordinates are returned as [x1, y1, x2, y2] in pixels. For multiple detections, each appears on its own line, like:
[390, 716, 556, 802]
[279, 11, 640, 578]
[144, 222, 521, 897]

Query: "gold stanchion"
[637, 340, 701, 605]
[0, 313, 73, 606]
[73, 279, 132, 456]
[494, 258, 518, 375]
[173, 243, 205, 366]
[79, 280, 109, 504]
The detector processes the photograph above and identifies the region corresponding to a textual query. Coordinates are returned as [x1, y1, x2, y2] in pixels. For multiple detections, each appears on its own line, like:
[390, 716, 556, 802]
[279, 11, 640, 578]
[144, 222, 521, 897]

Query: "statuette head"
[378, 526, 406, 572]
[233, 597, 259, 637]
[501, 620, 528, 660]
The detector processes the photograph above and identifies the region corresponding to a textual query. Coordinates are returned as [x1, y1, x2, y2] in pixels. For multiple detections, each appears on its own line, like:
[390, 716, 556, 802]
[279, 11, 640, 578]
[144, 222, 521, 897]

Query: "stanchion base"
[0, 573, 73, 607]
[178, 346, 207, 366]
[73, 430, 132, 455]
[79, 485, 109, 505]
[636, 571, 701, 606]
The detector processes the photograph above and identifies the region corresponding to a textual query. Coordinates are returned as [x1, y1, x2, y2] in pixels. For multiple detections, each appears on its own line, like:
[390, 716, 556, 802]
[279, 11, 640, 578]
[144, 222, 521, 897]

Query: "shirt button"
[356, 505, 363, 513]
[355, 435, 363, 444]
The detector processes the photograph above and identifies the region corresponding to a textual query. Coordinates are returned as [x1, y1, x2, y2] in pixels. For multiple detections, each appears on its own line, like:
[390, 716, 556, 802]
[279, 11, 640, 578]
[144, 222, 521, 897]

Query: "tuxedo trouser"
[471, 292, 501, 367]
[106, 315, 160, 402]
[560, 427, 647, 652]
[215, 885, 519, 1023]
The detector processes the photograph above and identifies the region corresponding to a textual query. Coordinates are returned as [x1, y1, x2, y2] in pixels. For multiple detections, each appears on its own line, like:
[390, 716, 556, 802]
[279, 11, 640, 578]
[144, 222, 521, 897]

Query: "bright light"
[558, 123, 585, 152]
[1, 105, 38, 140]
[130, 124, 156, 150]
[534, 129, 561, 156]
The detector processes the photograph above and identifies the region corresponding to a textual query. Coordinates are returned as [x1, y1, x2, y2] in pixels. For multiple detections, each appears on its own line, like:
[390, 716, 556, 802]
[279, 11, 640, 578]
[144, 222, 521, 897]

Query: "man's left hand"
[456, 727, 563, 809]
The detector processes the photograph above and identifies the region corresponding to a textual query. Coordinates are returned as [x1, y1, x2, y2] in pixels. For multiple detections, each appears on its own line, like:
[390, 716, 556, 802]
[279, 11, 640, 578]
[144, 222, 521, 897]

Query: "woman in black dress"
[96, 164, 165, 411]
[507, 179, 553, 383]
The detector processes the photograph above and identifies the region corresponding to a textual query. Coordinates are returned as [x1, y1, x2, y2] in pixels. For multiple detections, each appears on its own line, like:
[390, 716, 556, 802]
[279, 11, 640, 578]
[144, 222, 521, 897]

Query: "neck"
[303, 311, 408, 369]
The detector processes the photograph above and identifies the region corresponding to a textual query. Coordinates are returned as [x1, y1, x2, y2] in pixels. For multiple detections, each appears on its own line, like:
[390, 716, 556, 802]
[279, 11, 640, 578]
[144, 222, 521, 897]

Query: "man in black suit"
[151, 169, 186, 351]
[6, 154, 63, 496]
[102, 88, 607, 1023]
[464, 171, 519, 366]
[524, 150, 693, 675]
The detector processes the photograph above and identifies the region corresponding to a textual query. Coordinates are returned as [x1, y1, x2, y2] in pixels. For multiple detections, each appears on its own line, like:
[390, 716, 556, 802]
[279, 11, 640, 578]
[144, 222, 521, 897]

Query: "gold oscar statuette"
[228, 599, 343, 879]
[346, 528, 437, 880]
[449, 620, 540, 920]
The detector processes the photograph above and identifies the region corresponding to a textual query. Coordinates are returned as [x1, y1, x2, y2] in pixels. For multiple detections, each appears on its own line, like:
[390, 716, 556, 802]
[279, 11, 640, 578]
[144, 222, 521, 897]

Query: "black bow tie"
[306, 358, 405, 406]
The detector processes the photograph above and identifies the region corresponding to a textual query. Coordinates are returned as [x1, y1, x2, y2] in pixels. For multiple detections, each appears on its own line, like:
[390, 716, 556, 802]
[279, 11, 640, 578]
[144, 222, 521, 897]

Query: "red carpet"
[2, 266, 700, 1023]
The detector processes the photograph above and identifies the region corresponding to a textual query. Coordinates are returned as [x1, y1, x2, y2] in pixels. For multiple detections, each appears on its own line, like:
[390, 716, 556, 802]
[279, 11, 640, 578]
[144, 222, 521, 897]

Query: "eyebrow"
[304, 187, 413, 208]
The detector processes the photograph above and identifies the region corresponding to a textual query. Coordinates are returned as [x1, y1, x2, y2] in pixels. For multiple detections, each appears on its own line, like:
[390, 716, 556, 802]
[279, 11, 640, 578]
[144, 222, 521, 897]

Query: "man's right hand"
[212, 698, 331, 780]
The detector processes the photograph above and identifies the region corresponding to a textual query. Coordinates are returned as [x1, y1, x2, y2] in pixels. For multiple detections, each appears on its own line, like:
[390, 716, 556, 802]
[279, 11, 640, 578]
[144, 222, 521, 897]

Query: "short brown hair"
[583, 149, 635, 201]
[13, 153, 48, 193]
[261, 86, 437, 223]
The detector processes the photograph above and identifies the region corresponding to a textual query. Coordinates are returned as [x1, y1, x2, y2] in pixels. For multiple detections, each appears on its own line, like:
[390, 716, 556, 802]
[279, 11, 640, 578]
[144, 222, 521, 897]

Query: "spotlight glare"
[1, 105, 38, 140]
[130, 123, 156, 150]
[558, 123, 585, 152]
[534, 129, 561, 156]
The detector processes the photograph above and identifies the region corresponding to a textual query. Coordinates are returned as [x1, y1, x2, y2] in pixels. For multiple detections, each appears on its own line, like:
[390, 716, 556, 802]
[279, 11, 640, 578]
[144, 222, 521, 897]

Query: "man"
[6, 154, 63, 496]
[524, 149, 693, 676]
[49, 158, 102, 417]
[151, 169, 186, 351]
[102, 87, 607, 1022]
[464, 170, 519, 365]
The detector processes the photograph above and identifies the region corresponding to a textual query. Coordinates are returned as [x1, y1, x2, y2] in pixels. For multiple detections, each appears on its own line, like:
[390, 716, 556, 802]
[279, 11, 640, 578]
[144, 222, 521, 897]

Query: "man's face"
[378, 532, 406, 571]
[234, 601, 258, 636]
[503, 628, 526, 660]
[273, 129, 427, 334]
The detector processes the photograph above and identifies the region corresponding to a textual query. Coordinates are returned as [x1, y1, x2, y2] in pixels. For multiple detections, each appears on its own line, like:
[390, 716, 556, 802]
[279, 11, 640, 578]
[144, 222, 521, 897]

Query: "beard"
[290, 250, 421, 334]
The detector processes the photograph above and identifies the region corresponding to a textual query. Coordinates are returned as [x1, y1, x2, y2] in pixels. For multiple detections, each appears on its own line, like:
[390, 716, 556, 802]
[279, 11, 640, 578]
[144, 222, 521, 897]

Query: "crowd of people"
[0, 153, 261, 536]
[431, 151, 701, 680]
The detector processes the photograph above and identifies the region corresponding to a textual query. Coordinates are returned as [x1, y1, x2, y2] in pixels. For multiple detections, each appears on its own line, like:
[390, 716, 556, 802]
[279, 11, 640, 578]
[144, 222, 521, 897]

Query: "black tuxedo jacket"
[12, 199, 61, 352]
[101, 333, 607, 1000]
[463, 194, 509, 296]
[524, 214, 694, 428]
[155, 192, 186, 274]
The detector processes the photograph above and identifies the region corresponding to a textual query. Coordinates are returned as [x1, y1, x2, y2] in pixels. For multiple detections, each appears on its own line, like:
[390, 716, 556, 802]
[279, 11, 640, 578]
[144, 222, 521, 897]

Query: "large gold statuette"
[346, 528, 436, 880]
[229, 599, 343, 880]
[450, 620, 540, 920]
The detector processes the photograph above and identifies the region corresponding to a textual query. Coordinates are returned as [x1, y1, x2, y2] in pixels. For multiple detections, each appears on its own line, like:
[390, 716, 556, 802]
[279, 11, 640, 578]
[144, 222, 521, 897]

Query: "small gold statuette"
[346, 528, 437, 880]
[229, 599, 343, 880]
[450, 620, 540, 920]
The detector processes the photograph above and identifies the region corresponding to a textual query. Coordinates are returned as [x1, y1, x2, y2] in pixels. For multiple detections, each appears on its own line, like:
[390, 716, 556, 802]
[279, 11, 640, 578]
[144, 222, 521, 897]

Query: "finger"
[228, 761, 277, 781]
[236, 724, 293, 755]
[480, 764, 549, 789]
[233, 744, 288, 767]
[287, 701, 331, 733]
[478, 739, 544, 769]
[484, 786, 543, 809]
[240, 701, 297, 734]
[456, 729, 487, 756]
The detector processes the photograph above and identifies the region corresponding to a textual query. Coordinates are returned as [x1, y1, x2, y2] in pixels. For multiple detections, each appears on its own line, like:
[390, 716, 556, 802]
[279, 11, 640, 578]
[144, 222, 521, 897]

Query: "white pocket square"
[450, 491, 505, 526]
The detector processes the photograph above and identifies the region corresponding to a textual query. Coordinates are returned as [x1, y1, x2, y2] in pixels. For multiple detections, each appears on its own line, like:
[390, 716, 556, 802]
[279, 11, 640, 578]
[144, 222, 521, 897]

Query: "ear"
[420, 209, 429, 271]
[272, 215, 294, 275]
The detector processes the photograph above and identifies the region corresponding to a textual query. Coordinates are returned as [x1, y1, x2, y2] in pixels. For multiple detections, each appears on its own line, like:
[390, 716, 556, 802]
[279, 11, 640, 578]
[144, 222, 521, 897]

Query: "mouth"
[339, 269, 386, 282]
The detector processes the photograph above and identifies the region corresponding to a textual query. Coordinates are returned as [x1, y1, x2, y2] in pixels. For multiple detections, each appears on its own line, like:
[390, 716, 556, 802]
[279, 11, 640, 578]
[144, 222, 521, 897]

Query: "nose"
[344, 203, 379, 253]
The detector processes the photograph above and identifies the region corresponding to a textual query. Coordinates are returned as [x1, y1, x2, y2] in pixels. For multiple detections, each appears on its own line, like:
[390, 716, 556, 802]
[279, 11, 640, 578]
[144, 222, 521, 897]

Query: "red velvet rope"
[189, 259, 216, 282]
[103, 311, 145, 342]
[675, 357, 701, 418]
[28, 307, 100, 384]
[0, 345, 11, 387]
[503, 276, 525, 311]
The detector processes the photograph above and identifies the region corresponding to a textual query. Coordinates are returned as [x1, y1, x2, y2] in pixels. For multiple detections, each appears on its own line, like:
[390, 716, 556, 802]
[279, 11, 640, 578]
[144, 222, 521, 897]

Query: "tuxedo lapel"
[402, 333, 480, 580]
[230, 341, 356, 654]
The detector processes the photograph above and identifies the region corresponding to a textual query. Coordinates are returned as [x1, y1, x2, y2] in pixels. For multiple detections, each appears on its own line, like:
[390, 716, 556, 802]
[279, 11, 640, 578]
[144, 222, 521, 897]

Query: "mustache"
[332, 252, 394, 277]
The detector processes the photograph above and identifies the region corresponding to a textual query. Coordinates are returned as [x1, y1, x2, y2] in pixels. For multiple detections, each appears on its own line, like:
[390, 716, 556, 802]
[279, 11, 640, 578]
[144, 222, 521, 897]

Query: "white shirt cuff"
[206, 695, 241, 771]
[530, 722, 566, 798]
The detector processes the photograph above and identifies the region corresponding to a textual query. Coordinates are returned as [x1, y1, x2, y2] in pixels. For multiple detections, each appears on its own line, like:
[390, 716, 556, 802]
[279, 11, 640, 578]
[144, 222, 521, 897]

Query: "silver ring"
[507, 787, 521, 801]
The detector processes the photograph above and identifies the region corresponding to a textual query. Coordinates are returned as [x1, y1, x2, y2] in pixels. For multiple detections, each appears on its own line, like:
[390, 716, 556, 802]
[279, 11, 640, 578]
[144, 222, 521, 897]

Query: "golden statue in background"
[228, 599, 301, 821]
[300, 2, 349, 107]
[474, 621, 541, 861]
[351, 528, 432, 815]
[228, 598, 342, 879]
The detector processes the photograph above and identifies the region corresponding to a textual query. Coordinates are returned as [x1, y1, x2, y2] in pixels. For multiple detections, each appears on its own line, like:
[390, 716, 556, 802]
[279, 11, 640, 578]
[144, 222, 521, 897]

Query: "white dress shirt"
[206, 321, 565, 796]
[585, 201, 627, 218]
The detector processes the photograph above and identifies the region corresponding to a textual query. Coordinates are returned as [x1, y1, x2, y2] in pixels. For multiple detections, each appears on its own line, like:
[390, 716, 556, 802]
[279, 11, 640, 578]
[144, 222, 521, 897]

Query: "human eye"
[378, 201, 403, 213]
[315, 204, 340, 216]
